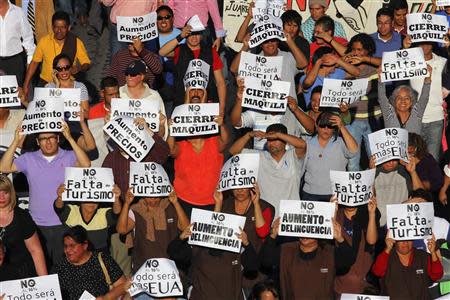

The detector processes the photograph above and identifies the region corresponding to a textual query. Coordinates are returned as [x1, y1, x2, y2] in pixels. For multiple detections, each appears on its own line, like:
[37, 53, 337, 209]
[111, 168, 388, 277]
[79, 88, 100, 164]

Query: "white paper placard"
[129, 258, 183, 298]
[278, 200, 335, 239]
[252, 0, 284, 23]
[437, 0, 450, 5]
[21, 98, 64, 134]
[0, 274, 62, 300]
[249, 20, 286, 48]
[381, 48, 428, 82]
[116, 12, 158, 42]
[330, 169, 375, 206]
[320, 78, 368, 108]
[111, 98, 160, 132]
[189, 208, 246, 253]
[218, 153, 259, 191]
[0, 75, 20, 107]
[386, 202, 434, 241]
[238, 51, 283, 80]
[341, 294, 389, 300]
[34, 87, 81, 121]
[170, 103, 219, 137]
[129, 162, 173, 197]
[103, 116, 155, 162]
[183, 59, 210, 90]
[407, 13, 448, 43]
[63, 167, 115, 202]
[187, 14, 205, 32]
[79, 290, 96, 300]
[369, 128, 409, 166]
[243, 77, 289, 112]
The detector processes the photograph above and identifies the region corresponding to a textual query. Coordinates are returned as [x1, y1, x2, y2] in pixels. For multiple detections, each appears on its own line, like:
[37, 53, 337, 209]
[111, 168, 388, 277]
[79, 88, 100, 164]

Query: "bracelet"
[176, 34, 183, 43]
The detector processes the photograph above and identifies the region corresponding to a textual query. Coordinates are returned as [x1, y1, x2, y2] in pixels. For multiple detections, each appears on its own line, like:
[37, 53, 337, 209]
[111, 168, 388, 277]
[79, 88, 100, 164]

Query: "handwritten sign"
[170, 103, 219, 137]
[183, 59, 210, 90]
[0, 75, 19, 107]
[369, 128, 408, 166]
[129, 162, 172, 197]
[330, 169, 375, 206]
[63, 167, 115, 202]
[238, 51, 282, 80]
[407, 13, 448, 43]
[387, 202, 434, 240]
[381, 48, 428, 82]
[218, 153, 259, 191]
[243, 77, 289, 112]
[21, 98, 64, 134]
[117, 12, 158, 42]
[111, 98, 160, 132]
[0, 274, 62, 300]
[320, 78, 368, 108]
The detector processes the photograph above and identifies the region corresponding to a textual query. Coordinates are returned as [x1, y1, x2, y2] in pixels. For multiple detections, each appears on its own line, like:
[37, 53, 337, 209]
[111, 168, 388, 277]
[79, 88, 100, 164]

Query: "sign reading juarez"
[0, 75, 20, 107]
[218, 153, 259, 191]
[117, 12, 158, 42]
[129, 162, 172, 197]
[111, 98, 160, 132]
[243, 77, 289, 112]
[63, 167, 115, 202]
[330, 169, 375, 206]
[21, 98, 64, 134]
[387, 202, 434, 240]
[170, 103, 219, 137]
[369, 128, 408, 166]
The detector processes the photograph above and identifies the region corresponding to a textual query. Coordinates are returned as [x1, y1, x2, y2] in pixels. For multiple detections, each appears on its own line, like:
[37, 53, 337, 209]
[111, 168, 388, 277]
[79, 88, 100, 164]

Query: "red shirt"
[173, 46, 223, 71]
[308, 36, 348, 68]
[88, 102, 108, 120]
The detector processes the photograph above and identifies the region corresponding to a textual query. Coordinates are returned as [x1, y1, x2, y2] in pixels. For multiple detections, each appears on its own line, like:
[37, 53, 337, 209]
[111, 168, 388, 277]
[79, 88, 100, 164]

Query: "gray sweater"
[378, 82, 430, 134]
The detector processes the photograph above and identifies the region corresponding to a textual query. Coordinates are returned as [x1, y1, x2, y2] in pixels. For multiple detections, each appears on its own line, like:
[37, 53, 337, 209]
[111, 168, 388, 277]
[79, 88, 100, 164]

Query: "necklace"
[0, 227, 5, 241]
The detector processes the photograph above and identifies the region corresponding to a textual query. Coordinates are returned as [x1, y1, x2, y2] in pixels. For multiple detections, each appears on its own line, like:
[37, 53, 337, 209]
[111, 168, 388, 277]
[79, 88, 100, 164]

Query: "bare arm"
[287, 96, 315, 134]
[0, 124, 24, 173]
[167, 133, 180, 158]
[235, 2, 254, 43]
[116, 188, 135, 234]
[267, 131, 307, 159]
[229, 131, 253, 155]
[366, 197, 378, 245]
[159, 25, 191, 57]
[329, 115, 358, 153]
[168, 192, 190, 231]
[77, 113, 96, 151]
[112, 185, 122, 215]
[230, 78, 245, 127]
[285, 32, 308, 69]
[23, 61, 39, 97]
[216, 116, 230, 153]
[214, 69, 227, 116]
[24, 233, 48, 276]
[302, 58, 322, 89]
[61, 122, 90, 167]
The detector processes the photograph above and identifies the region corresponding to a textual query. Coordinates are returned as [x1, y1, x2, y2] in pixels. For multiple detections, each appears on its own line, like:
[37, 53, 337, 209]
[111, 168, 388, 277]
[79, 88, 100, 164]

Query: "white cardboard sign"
[79, 290, 95, 300]
[111, 98, 160, 132]
[218, 153, 259, 191]
[0, 274, 62, 300]
[117, 12, 158, 42]
[407, 13, 448, 43]
[386, 202, 434, 241]
[341, 294, 390, 300]
[129, 162, 173, 197]
[252, 0, 284, 24]
[170, 103, 219, 137]
[189, 208, 246, 253]
[63, 167, 115, 202]
[0, 75, 20, 107]
[129, 258, 183, 298]
[320, 78, 368, 108]
[249, 20, 286, 48]
[278, 200, 335, 239]
[437, 0, 450, 5]
[21, 98, 64, 134]
[330, 169, 376, 206]
[187, 14, 205, 32]
[381, 48, 428, 82]
[103, 116, 155, 162]
[369, 128, 409, 166]
[183, 59, 210, 90]
[238, 51, 283, 80]
[34, 87, 81, 121]
[243, 77, 289, 112]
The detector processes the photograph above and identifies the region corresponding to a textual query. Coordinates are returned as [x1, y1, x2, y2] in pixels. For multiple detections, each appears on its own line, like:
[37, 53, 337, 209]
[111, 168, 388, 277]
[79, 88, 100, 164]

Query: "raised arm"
[0, 124, 25, 173]
[159, 25, 191, 57]
[287, 96, 315, 134]
[285, 31, 308, 69]
[229, 131, 265, 155]
[116, 188, 136, 235]
[230, 78, 245, 127]
[215, 115, 230, 153]
[329, 115, 358, 153]
[266, 131, 307, 159]
[235, 2, 254, 43]
[25, 233, 48, 276]
[61, 122, 90, 167]
[168, 191, 190, 231]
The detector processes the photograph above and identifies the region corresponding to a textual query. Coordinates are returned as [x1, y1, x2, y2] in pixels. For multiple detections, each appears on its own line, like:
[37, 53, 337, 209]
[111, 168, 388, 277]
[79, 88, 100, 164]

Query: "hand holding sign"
[385, 231, 395, 253]
[237, 227, 249, 246]
[332, 218, 344, 243]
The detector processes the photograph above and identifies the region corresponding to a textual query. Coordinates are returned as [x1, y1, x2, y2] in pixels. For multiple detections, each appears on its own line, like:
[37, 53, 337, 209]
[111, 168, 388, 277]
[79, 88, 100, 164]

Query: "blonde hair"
[0, 175, 16, 211]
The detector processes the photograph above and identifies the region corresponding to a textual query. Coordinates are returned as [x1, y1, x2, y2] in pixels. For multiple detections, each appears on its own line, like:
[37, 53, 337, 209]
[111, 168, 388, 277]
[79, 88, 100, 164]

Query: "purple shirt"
[14, 148, 77, 226]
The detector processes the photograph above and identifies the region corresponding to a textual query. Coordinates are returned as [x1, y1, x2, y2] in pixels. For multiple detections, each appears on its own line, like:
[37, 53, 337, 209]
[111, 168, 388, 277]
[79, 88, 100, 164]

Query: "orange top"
[174, 136, 223, 206]
[88, 102, 108, 120]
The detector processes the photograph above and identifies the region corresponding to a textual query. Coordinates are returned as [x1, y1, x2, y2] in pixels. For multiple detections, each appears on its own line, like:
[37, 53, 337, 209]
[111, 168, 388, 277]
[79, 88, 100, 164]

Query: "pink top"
[101, 0, 160, 24]
[167, 0, 226, 37]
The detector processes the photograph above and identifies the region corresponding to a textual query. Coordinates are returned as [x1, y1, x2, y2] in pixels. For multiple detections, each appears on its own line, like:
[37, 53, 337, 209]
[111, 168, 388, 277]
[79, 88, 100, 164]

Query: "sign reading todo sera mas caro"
[189, 208, 246, 253]
[170, 103, 219, 137]
[330, 169, 375, 207]
[21, 98, 64, 134]
[387, 202, 434, 241]
[0, 75, 20, 107]
[369, 128, 408, 166]
[0, 274, 62, 300]
[129, 162, 173, 197]
[117, 12, 158, 42]
[63, 167, 115, 202]
[243, 77, 289, 112]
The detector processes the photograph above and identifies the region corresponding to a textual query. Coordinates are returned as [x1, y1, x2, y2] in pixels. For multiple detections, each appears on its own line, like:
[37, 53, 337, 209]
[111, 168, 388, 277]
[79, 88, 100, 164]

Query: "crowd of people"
[1, 0, 450, 299]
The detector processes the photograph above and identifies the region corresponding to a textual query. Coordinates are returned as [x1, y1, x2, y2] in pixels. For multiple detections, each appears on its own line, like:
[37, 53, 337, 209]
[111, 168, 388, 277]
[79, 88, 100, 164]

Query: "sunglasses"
[318, 124, 335, 129]
[125, 73, 140, 77]
[55, 65, 71, 72]
[157, 15, 172, 21]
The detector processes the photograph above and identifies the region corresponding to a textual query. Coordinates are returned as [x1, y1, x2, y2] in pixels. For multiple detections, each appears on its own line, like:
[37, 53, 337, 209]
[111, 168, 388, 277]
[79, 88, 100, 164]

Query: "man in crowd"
[89, 76, 120, 120]
[389, 0, 408, 36]
[370, 7, 402, 58]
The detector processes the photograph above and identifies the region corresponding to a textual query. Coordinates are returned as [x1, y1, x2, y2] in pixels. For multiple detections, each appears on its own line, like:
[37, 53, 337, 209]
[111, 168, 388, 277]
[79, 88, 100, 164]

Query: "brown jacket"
[15, 0, 54, 42]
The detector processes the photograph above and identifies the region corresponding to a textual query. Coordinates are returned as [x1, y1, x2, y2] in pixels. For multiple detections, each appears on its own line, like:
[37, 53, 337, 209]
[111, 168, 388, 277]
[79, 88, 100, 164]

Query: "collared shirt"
[101, 0, 158, 24]
[32, 33, 91, 82]
[0, 1, 35, 63]
[370, 31, 402, 58]
[301, 16, 347, 44]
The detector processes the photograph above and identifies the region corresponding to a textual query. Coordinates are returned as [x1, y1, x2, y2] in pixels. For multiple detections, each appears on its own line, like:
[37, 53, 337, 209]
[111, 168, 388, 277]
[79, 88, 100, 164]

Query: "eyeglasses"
[37, 135, 58, 142]
[55, 65, 71, 72]
[157, 15, 172, 21]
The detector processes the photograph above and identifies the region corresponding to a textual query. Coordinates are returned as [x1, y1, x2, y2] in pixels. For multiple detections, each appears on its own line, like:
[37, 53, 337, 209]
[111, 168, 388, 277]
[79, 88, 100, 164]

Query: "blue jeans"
[346, 119, 372, 171]
[422, 120, 444, 162]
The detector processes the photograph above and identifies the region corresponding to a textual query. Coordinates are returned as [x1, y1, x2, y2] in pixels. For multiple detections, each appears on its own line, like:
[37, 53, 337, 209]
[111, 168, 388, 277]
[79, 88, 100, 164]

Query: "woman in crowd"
[302, 111, 358, 201]
[0, 174, 47, 280]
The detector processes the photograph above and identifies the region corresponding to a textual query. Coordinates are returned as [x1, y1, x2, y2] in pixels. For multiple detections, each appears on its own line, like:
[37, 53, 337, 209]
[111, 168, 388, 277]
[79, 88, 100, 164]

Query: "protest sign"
[407, 13, 448, 43]
[103, 116, 155, 162]
[369, 128, 408, 166]
[0, 75, 20, 107]
[129, 162, 172, 197]
[170, 103, 219, 137]
[21, 98, 64, 134]
[117, 12, 158, 42]
[278, 200, 335, 239]
[341, 294, 389, 300]
[437, 0, 450, 5]
[330, 169, 375, 206]
[63, 167, 115, 202]
[249, 20, 286, 48]
[187, 15, 206, 32]
[320, 78, 368, 108]
[183, 59, 210, 90]
[243, 77, 289, 112]
[387, 202, 434, 241]
[0, 274, 62, 300]
[79, 290, 95, 300]
[218, 153, 259, 191]
[129, 258, 183, 298]
[252, 0, 284, 23]
[189, 208, 246, 253]
[34, 87, 81, 121]
[111, 98, 160, 132]
[381, 48, 428, 82]
[238, 51, 282, 80]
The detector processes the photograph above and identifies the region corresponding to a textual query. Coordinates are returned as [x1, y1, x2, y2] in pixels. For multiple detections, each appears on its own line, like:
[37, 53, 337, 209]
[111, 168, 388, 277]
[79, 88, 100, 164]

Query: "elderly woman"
[378, 67, 432, 134]
[0, 175, 47, 280]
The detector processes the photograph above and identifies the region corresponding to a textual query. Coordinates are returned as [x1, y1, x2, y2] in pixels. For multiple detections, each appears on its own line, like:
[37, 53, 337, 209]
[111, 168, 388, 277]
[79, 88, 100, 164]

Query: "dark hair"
[389, 0, 408, 11]
[312, 46, 333, 65]
[281, 10, 302, 30]
[266, 123, 288, 135]
[376, 7, 394, 20]
[315, 111, 338, 141]
[311, 85, 323, 96]
[52, 53, 73, 69]
[63, 225, 92, 250]
[346, 33, 376, 56]
[408, 132, 429, 160]
[248, 280, 279, 300]
[156, 5, 174, 16]
[52, 11, 70, 26]
[315, 15, 335, 35]
[409, 189, 433, 202]
[100, 76, 119, 90]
